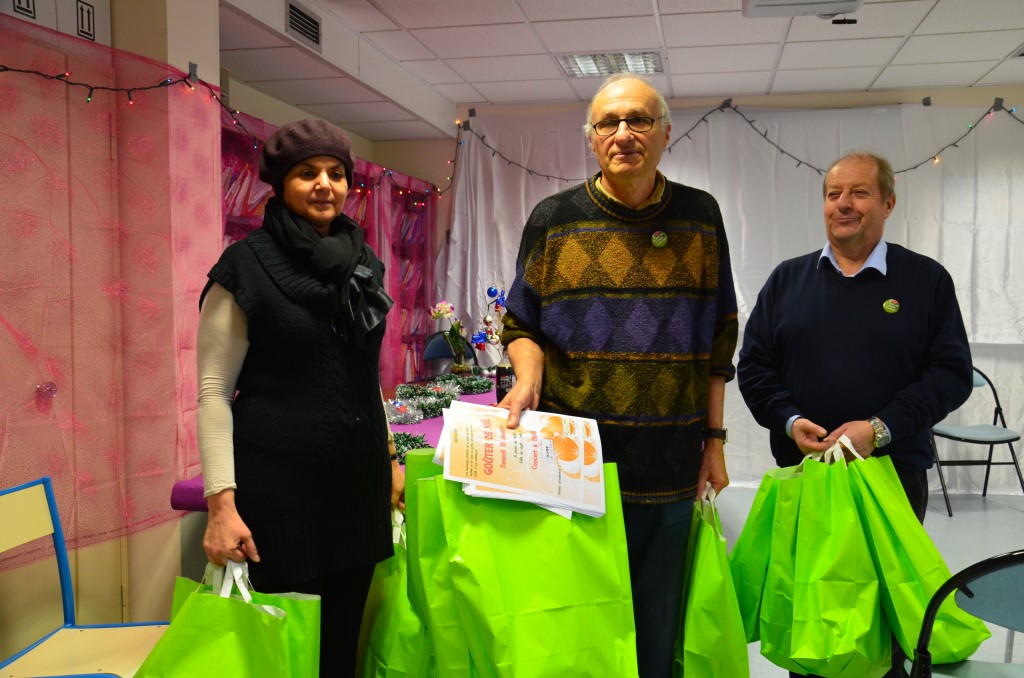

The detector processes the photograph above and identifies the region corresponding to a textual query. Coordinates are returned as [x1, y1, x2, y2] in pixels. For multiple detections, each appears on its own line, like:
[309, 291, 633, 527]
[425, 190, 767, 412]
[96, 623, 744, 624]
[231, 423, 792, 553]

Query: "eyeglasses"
[589, 115, 664, 136]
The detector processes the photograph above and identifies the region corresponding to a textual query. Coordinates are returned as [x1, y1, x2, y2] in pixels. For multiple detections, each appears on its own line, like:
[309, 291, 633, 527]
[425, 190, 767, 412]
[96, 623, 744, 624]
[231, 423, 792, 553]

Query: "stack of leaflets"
[435, 401, 605, 518]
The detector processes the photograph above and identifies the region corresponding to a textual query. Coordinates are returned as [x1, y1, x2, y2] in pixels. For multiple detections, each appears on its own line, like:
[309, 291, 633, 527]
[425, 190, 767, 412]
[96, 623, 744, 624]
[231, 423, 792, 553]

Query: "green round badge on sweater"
[883, 298, 900, 314]
[651, 230, 668, 248]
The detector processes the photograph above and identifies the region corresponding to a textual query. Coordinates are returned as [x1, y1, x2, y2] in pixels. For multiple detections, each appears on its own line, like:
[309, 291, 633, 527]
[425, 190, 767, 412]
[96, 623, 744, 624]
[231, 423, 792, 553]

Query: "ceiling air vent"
[742, 0, 863, 18]
[287, 1, 321, 52]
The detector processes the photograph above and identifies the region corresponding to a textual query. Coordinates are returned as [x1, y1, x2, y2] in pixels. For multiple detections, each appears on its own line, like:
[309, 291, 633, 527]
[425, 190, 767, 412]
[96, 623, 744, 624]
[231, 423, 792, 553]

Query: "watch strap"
[868, 416, 890, 448]
[703, 427, 728, 443]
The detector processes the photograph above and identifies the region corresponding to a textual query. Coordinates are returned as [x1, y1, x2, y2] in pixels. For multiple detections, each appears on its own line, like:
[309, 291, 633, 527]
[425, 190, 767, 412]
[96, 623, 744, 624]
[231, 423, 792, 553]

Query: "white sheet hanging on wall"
[444, 103, 1024, 493]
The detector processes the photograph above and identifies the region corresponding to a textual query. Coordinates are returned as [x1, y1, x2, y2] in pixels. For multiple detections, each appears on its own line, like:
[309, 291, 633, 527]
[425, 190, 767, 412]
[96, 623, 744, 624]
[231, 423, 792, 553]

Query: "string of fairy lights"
[6, 61, 1020, 193]
[457, 97, 1023, 183]
[1, 61, 442, 203]
[0, 62, 266, 146]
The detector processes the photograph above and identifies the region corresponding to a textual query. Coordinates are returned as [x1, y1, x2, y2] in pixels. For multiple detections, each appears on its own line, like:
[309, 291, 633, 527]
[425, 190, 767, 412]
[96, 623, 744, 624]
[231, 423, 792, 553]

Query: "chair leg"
[1006, 628, 1015, 663]
[931, 433, 953, 517]
[983, 444, 995, 497]
[1008, 441, 1024, 496]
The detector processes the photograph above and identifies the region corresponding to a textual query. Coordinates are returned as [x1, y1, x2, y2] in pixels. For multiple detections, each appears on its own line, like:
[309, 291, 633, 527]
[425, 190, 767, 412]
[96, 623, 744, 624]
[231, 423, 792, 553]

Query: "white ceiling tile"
[668, 44, 779, 73]
[671, 71, 772, 97]
[412, 24, 547, 58]
[661, 11, 789, 48]
[472, 79, 578, 103]
[363, 31, 435, 61]
[787, 0, 932, 41]
[218, 0, 1024, 142]
[342, 120, 450, 140]
[872, 61, 1000, 89]
[516, 0, 652, 22]
[252, 77, 384, 105]
[916, 0, 1024, 35]
[779, 38, 903, 69]
[220, 47, 345, 82]
[368, 0, 523, 29]
[771, 66, 880, 92]
[569, 74, 672, 101]
[660, 0, 743, 12]
[447, 55, 564, 82]
[533, 17, 662, 53]
[403, 59, 464, 84]
[976, 58, 1024, 85]
[219, 6, 290, 50]
[301, 101, 416, 122]
[893, 30, 1024, 64]
[433, 83, 487, 104]
[318, 0, 399, 32]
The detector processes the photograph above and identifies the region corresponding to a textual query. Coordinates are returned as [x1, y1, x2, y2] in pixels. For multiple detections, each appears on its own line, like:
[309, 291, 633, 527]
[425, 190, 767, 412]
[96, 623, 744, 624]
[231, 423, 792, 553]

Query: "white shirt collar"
[818, 240, 888, 277]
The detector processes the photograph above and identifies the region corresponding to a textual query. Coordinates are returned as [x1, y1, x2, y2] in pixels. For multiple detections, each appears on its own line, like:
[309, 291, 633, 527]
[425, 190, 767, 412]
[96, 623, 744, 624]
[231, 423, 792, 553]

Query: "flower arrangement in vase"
[429, 300, 471, 371]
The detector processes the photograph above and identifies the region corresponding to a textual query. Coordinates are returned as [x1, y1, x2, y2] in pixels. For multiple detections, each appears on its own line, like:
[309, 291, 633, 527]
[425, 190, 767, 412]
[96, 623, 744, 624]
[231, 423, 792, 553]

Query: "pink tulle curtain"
[0, 15, 222, 569]
[344, 160, 436, 389]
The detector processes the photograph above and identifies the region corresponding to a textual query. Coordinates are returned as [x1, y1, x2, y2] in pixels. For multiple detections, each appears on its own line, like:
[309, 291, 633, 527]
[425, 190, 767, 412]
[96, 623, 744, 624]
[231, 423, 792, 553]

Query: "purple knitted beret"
[259, 118, 354, 195]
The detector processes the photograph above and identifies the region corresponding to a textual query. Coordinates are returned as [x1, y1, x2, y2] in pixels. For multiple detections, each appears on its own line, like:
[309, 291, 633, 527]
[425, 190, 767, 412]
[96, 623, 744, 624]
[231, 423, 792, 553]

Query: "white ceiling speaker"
[741, 0, 864, 18]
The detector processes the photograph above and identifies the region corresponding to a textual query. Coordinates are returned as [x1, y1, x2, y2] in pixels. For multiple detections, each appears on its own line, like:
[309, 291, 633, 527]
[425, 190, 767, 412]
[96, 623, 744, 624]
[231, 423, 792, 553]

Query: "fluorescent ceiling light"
[557, 52, 663, 78]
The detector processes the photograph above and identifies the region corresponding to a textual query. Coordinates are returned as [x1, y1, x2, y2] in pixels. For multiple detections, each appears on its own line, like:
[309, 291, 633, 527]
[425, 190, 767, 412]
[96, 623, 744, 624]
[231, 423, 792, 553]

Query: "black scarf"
[261, 197, 393, 351]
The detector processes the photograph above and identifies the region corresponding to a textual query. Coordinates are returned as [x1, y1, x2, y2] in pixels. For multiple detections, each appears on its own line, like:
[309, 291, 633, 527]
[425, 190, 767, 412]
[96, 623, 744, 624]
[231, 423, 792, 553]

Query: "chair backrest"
[953, 555, 1024, 632]
[913, 549, 1024, 677]
[972, 366, 1010, 428]
[422, 331, 455, 361]
[422, 331, 477, 364]
[0, 477, 76, 626]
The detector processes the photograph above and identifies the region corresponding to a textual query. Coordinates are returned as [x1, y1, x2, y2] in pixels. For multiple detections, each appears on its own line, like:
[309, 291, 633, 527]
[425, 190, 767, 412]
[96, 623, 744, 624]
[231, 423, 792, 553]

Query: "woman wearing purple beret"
[196, 119, 403, 675]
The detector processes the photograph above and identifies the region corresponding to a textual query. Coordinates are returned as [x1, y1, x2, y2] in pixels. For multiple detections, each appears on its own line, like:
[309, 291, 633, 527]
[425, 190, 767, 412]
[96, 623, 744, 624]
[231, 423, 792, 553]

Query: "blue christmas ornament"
[487, 285, 498, 299]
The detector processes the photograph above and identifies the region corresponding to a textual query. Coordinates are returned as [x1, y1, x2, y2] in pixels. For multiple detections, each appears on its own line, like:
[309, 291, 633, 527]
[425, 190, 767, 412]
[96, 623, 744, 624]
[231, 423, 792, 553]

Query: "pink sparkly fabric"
[0, 15, 222, 569]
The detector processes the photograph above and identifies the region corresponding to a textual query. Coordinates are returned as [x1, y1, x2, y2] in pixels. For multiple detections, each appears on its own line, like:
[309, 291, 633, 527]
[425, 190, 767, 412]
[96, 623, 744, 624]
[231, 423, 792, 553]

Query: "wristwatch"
[867, 416, 890, 448]
[703, 427, 728, 443]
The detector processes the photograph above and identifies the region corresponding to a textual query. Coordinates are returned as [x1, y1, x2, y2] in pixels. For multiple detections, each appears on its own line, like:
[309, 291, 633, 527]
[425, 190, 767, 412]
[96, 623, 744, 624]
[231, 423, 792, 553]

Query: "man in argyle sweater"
[501, 74, 738, 678]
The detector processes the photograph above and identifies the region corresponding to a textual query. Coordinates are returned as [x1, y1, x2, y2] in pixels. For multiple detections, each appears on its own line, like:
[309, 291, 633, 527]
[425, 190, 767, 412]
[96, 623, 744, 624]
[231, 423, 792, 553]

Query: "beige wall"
[110, 0, 220, 82]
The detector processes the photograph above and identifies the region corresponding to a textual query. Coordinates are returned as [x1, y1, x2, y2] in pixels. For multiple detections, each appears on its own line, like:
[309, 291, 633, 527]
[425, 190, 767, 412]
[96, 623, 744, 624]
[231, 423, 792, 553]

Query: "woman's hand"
[203, 489, 260, 566]
[391, 459, 406, 511]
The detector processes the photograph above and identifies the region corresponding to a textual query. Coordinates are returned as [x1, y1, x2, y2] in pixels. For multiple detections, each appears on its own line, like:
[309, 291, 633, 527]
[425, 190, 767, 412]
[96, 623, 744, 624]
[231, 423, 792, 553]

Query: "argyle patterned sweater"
[503, 174, 738, 503]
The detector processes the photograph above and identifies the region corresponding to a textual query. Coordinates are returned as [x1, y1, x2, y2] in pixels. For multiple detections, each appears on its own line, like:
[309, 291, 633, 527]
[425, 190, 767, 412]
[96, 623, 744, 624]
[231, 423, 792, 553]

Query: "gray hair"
[823, 151, 895, 201]
[583, 73, 672, 137]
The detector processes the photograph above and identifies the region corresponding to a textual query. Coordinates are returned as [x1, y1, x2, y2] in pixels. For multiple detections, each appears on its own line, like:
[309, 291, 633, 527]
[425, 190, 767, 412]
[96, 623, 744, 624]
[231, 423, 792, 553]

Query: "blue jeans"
[623, 500, 695, 678]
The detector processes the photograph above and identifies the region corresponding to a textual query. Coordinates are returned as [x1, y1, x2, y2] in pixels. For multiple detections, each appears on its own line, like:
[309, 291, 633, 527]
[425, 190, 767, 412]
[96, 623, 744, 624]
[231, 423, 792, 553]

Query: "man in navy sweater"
[738, 151, 973, 678]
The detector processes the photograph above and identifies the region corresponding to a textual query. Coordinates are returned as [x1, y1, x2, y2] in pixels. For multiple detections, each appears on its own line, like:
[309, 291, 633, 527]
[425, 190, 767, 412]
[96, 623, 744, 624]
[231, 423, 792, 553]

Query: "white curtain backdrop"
[442, 104, 1024, 493]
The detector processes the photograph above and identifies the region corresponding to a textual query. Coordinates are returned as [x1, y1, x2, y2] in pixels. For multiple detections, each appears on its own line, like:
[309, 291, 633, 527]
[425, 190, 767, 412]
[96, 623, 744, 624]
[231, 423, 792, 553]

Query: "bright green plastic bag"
[433, 463, 639, 678]
[674, 485, 750, 678]
[360, 511, 432, 678]
[137, 561, 320, 678]
[755, 444, 890, 677]
[847, 454, 990, 663]
[408, 475, 476, 677]
[756, 456, 806, 673]
[729, 464, 798, 643]
[787, 452, 890, 677]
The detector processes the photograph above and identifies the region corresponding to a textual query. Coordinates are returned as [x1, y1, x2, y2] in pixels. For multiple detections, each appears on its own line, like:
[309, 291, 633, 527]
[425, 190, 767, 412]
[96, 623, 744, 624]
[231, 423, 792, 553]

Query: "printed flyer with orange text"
[438, 401, 605, 517]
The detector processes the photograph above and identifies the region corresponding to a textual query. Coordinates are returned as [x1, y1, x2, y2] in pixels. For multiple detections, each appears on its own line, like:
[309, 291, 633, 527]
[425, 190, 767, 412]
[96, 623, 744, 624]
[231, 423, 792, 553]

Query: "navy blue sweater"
[738, 243, 972, 471]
